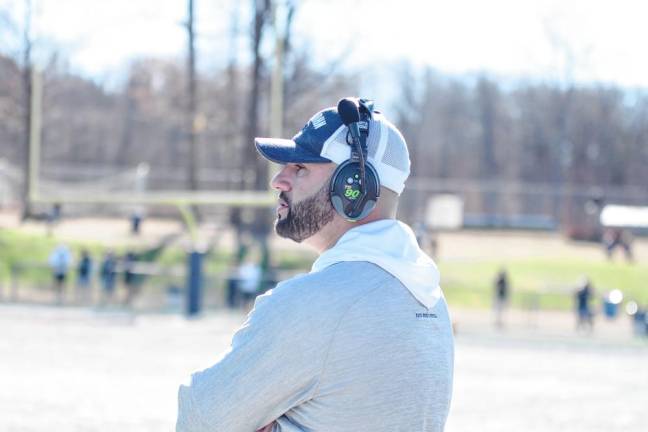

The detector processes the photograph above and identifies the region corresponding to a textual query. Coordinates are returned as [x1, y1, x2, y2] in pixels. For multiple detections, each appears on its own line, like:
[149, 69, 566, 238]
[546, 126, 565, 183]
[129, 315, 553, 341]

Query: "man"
[48, 243, 72, 304]
[177, 99, 454, 431]
[99, 251, 117, 305]
[76, 249, 93, 304]
[493, 268, 510, 328]
[575, 276, 594, 332]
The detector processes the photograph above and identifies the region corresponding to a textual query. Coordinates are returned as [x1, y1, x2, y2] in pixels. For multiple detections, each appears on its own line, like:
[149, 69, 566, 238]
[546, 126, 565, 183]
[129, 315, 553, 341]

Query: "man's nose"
[270, 166, 291, 191]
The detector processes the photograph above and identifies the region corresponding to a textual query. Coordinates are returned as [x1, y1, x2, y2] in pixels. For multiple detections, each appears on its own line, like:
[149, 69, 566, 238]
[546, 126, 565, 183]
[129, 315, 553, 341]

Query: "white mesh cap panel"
[320, 112, 410, 195]
[366, 120, 381, 159]
[381, 127, 410, 172]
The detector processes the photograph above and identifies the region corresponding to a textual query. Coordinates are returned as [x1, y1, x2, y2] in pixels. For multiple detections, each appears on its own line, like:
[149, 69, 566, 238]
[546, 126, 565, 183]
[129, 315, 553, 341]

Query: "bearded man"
[177, 98, 454, 432]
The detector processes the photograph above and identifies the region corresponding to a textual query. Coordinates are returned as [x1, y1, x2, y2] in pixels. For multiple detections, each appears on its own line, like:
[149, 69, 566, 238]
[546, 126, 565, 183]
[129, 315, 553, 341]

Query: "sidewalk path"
[1, 304, 646, 431]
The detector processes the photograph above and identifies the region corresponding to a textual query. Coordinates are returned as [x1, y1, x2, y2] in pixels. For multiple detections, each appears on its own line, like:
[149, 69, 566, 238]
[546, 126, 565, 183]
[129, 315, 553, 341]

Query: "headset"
[329, 97, 381, 222]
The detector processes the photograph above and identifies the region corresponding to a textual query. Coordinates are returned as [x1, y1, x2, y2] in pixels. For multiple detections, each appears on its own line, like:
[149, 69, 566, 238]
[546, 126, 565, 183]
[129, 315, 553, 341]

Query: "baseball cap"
[255, 102, 411, 195]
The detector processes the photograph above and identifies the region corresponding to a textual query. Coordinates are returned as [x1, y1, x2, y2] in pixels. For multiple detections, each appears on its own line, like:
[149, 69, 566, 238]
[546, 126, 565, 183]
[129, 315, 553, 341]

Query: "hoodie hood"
[311, 219, 441, 309]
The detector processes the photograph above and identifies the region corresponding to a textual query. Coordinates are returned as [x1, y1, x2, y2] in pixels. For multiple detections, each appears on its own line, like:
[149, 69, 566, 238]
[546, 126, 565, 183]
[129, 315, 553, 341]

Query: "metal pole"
[21, 0, 33, 219]
[186, 250, 203, 317]
[28, 68, 42, 203]
[186, 0, 199, 192]
[268, 1, 285, 186]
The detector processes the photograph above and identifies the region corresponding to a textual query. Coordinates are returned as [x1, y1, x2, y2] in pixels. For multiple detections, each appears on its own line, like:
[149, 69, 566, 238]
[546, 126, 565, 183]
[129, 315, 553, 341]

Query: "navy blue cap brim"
[255, 138, 332, 164]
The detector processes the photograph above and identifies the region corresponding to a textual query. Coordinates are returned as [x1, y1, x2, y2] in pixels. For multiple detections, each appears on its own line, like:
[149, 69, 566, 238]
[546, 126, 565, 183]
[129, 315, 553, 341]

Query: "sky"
[2, 0, 648, 94]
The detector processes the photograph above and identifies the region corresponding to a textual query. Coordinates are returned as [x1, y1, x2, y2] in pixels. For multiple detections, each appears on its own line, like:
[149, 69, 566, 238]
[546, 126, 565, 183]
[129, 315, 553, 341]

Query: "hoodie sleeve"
[176, 285, 326, 432]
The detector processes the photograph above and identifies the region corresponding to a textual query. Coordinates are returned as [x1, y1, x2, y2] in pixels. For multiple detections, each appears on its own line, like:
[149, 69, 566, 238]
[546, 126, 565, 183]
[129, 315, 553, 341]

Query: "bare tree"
[245, 0, 272, 192]
[233, 0, 272, 241]
[186, 0, 199, 192]
[20, 0, 33, 220]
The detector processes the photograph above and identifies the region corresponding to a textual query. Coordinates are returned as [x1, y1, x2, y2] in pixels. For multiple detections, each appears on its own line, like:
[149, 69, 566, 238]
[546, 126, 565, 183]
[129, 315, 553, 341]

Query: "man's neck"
[308, 220, 349, 254]
[305, 214, 393, 255]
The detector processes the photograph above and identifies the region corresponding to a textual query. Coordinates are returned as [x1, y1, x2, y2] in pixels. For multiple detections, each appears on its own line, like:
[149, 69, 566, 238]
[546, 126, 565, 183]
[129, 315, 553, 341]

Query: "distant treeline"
[1, 53, 648, 233]
[396, 66, 648, 190]
[0, 53, 356, 190]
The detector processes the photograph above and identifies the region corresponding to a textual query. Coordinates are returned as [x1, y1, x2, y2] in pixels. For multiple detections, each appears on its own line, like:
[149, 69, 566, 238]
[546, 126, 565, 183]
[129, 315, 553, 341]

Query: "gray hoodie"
[177, 220, 454, 432]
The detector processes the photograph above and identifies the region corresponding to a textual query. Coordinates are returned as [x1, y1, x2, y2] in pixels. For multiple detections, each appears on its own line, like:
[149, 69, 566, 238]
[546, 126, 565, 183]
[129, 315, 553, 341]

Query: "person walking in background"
[76, 249, 93, 304]
[130, 209, 143, 235]
[225, 269, 240, 309]
[177, 98, 454, 432]
[493, 267, 510, 328]
[46, 203, 62, 237]
[122, 251, 139, 306]
[575, 277, 595, 332]
[603, 227, 634, 263]
[48, 243, 72, 305]
[99, 251, 117, 305]
[236, 259, 262, 311]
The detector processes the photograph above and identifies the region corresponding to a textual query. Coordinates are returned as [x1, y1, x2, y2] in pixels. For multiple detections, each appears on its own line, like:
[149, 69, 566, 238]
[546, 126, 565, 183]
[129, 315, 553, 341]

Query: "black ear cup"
[329, 160, 380, 221]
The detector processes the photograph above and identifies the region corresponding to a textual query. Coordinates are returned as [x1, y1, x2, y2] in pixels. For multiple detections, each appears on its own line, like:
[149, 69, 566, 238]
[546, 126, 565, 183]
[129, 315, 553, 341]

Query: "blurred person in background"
[130, 209, 143, 235]
[493, 267, 510, 328]
[122, 251, 138, 306]
[628, 302, 648, 337]
[48, 243, 72, 305]
[76, 249, 93, 304]
[575, 276, 595, 332]
[225, 270, 240, 309]
[99, 251, 117, 305]
[640, 306, 648, 337]
[46, 203, 62, 237]
[177, 98, 454, 432]
[414, 221, 439, 258]
[603, 227, 634, 263]
[236, 258, 262, 311]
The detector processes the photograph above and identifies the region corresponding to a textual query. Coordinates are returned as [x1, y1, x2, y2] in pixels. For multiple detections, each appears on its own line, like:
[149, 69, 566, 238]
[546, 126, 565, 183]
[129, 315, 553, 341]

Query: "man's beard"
[275, 182, 336, 243]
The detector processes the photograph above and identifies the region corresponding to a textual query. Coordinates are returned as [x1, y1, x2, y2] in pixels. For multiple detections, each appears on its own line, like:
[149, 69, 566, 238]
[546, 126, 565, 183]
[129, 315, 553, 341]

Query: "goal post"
[30, 190, 276, 207]
[26, 70, 277, 211]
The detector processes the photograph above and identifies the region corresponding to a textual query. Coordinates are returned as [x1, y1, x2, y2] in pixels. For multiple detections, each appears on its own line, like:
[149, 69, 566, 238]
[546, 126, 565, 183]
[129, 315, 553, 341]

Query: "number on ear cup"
[329, 160, 380, 221]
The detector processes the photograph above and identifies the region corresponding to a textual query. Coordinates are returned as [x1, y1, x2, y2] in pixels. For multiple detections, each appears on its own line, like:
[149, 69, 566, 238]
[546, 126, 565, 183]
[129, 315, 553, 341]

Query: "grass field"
[428, 229, 648, 310]
[2, 214, 647, 310]
[440, 257, 648, 309]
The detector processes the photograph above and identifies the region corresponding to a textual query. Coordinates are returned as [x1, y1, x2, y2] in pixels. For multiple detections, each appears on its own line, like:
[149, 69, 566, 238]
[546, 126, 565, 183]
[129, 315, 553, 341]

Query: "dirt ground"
[3, 209, 647, 262]
[1, 304, 646, 432]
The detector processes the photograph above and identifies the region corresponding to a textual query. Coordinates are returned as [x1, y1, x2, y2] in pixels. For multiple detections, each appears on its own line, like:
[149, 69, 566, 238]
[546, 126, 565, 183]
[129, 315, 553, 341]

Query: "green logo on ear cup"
[344, 188, 361, 200]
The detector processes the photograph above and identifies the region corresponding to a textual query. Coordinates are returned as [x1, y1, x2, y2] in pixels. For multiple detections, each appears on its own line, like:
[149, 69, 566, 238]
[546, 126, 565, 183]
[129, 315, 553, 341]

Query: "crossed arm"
[176, 289, 325, 431]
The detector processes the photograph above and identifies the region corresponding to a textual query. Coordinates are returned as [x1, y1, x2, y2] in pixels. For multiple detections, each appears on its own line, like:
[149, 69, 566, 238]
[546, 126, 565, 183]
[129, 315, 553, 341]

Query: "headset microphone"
[329, 98, 381, 221]
[338, 98, 362, 145]
[337, 99, 366, 199]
